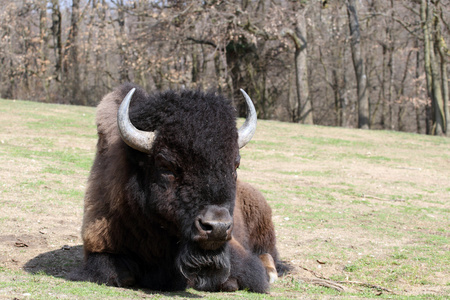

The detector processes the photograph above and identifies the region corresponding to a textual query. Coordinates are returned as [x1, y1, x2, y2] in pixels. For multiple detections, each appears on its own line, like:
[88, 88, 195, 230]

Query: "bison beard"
[177, 241, 271, 293]
[79, 84, 288, 293]
[177, 242, 231, 291]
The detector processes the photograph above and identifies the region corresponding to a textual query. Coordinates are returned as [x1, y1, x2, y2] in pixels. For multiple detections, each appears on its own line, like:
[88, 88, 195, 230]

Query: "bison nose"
[194, 206, 233, 243]
[197, 219, 232, 240]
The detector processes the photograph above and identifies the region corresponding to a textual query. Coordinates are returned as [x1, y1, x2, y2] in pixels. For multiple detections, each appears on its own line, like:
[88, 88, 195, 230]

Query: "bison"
[78, 83, 287, 293]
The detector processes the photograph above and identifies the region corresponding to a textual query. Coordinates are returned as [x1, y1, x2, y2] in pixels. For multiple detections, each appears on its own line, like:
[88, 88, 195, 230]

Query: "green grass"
[4, 143, 93, 170]
[1, 98, 449, 299]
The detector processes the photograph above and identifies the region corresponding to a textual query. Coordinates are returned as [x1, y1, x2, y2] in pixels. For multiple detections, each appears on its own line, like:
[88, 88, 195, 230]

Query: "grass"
[1, 98, 449, 299]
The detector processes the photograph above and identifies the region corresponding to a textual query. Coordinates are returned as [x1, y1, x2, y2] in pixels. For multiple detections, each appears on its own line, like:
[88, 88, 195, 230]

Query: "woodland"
[0, 0, 449, 135]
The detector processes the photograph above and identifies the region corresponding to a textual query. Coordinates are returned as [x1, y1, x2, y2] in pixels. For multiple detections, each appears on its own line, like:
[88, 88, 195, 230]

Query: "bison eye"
[161, 169, 175, 182]
[155, 153, 178, 181]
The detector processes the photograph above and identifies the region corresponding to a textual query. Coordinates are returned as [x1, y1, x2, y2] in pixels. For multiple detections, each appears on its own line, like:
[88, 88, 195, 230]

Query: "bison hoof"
[107, 272, 136, 287]
[259, 253, 278, 283]
[221, 277, 239, 292]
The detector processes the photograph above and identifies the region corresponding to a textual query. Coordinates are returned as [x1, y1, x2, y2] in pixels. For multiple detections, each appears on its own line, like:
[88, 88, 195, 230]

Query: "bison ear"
[237, 89, 257, 149]
[233, 154, 241, 180]
[235, 154, 241, 170]
[117, 88, 156, 154]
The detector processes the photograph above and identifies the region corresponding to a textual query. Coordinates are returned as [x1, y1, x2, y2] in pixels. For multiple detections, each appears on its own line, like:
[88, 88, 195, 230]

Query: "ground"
[0, 99, 449, 299]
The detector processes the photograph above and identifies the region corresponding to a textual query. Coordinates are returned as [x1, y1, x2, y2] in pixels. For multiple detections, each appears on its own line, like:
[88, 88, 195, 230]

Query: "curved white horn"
[117, 88, 156, 153]
[237, 89, 257, 149]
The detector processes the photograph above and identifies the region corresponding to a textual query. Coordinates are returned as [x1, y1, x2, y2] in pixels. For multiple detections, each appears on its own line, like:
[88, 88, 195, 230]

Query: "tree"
[51, 0, 62, 83]
[282, 2, 314, 125]
[420, 0, 446, 135]
[283, 8, 313, 124]
[65, 0, 81, 104]
[346, 0, 369, 129]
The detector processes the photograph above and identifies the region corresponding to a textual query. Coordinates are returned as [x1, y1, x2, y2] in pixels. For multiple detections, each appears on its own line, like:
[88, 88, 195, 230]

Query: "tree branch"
[186, 37, 217, 48]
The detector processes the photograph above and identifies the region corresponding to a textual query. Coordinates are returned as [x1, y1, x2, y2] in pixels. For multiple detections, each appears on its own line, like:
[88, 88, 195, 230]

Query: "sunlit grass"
[0, 99, 449, 298]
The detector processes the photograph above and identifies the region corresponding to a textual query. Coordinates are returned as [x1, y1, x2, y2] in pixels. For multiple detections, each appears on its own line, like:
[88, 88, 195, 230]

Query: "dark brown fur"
[78, 84, 287, 293]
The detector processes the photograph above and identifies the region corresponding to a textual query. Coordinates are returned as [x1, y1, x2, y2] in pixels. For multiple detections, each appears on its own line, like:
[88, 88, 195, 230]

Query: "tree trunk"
[387, 0, 396, 130]
[421, 0, 433, 134]
[430, 13, 445, 135]
[66, 0, 81, 104]
[191, 49, 200, 83]
[386, 1, 395, 130]
[414, 40, 422, 134]
[38, 0, 50, 102]
[332, 60, 348, 128]
[380, 42, 387, 129]
[51, 0, 62, 82]
[83, 0, 96, 102]
[436, 6, 449, 134]
[346, 0, 369, 129]
[94, 0, 108, 95]
[115, 0, 129, 83]
[284, 10, 313, 124]
[439, 47, 449, 134]
[398, 50, 413, 132]
[388, 44, 395, 130]
[295, 12, 313, 124]
[421, 0, 446, 135]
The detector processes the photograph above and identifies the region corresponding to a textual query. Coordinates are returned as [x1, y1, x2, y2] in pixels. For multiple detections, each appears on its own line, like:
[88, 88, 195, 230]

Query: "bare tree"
[65, 0, 82, 104]
[51, 0, 62, 83]
[421, 0, 446, 135]
[346, 0, 369, 129]
[283, 8, 313, 124]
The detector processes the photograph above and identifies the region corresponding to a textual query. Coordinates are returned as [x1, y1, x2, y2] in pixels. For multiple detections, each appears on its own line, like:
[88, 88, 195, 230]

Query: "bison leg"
[220, 277, 239, 292]
[222, 239, 270, 293]
[78, 252, 139, 287]
[259, 253, 278, 283]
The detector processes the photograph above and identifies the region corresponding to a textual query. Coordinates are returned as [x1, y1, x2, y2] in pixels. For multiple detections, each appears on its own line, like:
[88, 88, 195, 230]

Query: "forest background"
[1, 0, 449, 135]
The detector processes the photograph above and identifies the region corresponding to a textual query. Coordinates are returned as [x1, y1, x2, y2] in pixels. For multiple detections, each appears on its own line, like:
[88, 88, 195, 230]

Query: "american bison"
[78, 83, 287, 293]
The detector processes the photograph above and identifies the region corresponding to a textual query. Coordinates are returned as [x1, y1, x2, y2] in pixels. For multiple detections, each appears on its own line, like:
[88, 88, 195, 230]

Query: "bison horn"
[117, 88, 156, 154]
[237, 89, 257, 149]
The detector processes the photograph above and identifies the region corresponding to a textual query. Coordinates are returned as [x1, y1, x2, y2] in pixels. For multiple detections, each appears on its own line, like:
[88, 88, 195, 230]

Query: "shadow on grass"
[23, 245, 201, 298]
[24, 245, 84, 278]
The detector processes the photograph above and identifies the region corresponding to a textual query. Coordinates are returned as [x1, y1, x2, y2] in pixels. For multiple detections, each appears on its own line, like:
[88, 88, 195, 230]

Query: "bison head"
[116, 87, 256, 290]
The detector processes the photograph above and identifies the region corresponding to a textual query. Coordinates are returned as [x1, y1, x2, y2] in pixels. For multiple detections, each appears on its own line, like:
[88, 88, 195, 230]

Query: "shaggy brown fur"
[77, 83, 287, 293]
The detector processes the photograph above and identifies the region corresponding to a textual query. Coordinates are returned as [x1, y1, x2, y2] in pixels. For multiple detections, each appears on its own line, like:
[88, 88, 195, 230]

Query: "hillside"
[0, 99, 449, 299]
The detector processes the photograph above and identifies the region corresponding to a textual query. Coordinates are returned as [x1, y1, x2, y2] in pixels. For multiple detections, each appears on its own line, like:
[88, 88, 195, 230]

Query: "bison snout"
[193, 206, 233, 250]
[198, 219, 232, 239]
